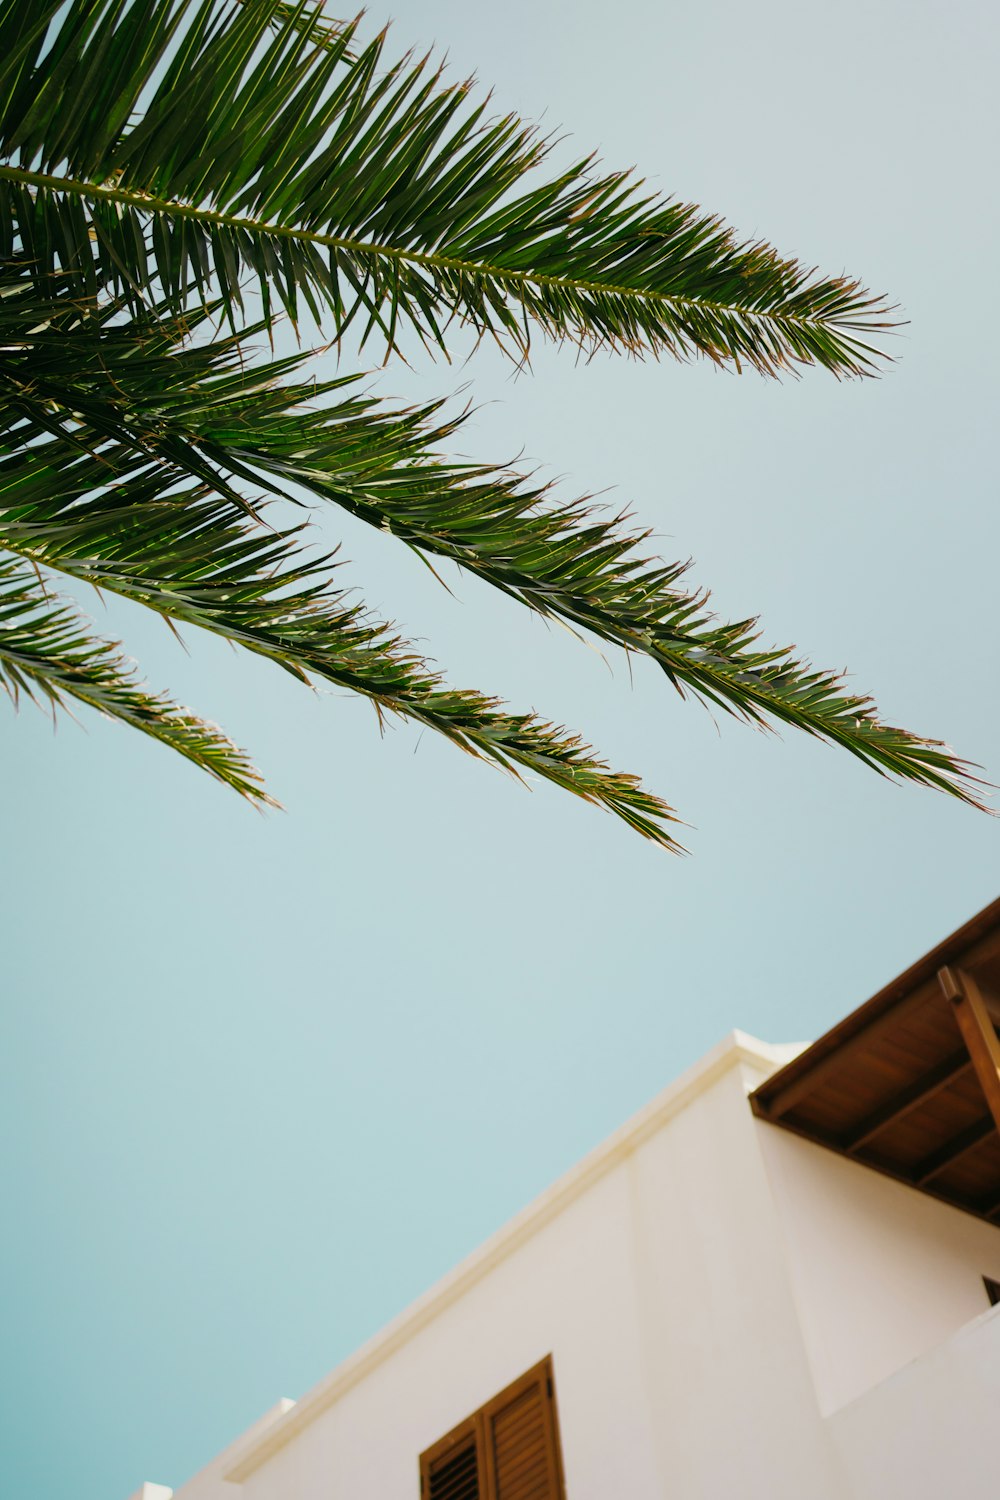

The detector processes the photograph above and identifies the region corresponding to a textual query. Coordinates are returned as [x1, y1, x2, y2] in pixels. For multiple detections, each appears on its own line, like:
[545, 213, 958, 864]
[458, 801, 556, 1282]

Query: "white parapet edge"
[223, 1030, 804, 1484]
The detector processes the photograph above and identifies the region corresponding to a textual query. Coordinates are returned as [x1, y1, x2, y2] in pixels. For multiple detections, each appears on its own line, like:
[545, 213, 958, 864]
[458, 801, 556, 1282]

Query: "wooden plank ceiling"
[750, 898, 1000, 1227]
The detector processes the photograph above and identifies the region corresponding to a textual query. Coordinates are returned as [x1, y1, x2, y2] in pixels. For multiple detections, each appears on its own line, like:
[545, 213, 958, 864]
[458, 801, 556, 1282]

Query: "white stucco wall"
[829, 1302, 1000, 1500]
[157, 1033, 1000, 1500]
[172, 1038, 855, 1500]
[757, 1121, 1000, 1412]
[613, 1058, 846, 1499]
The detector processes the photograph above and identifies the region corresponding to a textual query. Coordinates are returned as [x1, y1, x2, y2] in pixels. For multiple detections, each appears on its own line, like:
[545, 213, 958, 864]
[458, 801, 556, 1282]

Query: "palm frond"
[0, 293, 682, 845]
[0, 553, 275, 801]
[0, 0, 895, 372]
[1, 268, 981, 812]
[0, 0, 982, 844]
[246, 0, 354, 56]
[2, 450, 683, 846]
[242, 394, 983, 806]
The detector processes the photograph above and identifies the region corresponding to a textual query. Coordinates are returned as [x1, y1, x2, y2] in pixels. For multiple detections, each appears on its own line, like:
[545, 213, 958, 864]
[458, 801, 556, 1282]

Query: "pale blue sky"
[2, 2, 998, 1497]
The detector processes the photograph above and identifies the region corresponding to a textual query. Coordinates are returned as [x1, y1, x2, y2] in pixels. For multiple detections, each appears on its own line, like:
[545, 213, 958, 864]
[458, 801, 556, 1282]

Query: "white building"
[133, 900, 1000, 1500]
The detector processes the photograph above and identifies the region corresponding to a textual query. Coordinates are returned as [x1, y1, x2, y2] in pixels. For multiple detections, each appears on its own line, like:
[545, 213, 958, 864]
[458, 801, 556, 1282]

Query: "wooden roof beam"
[841, 1049, 973, 1153]
[938, 966, 1000, 1136]
[912, 1115, 996, 1187]
[975, 976, 1000, 1028]
[754, 992, 927, 1120]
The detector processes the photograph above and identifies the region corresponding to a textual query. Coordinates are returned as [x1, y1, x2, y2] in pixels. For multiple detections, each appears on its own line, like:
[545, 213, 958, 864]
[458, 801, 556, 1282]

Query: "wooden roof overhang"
[750, 898, 1000, 1228]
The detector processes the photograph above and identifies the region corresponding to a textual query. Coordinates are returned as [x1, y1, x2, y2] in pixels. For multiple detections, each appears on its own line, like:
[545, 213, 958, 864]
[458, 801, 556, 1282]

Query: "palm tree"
[0, 0, 984, 850]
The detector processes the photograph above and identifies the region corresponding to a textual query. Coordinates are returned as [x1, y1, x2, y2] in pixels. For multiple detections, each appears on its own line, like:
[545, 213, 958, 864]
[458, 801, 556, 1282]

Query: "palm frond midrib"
[1, 161, 888, 341]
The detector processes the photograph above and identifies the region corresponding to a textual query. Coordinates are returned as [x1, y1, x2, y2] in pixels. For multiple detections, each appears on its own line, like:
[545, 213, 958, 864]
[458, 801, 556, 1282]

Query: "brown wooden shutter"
[421, 1360, 564, 1500]
[481, 1359, 563, 1500]
[421, 1418, 484, 1500]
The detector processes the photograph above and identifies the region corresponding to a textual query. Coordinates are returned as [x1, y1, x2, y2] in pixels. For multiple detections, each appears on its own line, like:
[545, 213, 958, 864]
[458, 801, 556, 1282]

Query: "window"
[420, 1357, 566, 1500]
[985, 1275, 1000, 1308]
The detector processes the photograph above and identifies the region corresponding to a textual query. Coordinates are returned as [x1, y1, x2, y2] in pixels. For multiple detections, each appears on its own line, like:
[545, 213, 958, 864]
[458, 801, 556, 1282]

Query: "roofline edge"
[223, 1030, 796, 1484]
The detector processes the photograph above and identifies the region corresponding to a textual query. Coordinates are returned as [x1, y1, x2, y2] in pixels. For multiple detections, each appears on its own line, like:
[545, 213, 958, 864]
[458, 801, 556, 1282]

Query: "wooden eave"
[749, 897, 1000, 1228]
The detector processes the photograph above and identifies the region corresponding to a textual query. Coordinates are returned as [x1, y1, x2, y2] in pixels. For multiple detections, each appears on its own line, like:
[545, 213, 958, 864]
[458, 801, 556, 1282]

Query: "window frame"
[419, 1356, 566, 1500]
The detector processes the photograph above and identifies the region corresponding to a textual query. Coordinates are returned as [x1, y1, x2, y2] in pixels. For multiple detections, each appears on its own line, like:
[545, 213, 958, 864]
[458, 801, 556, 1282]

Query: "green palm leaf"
[0, 555, 274, 800]
[0, 0, 895, 373]
[195, 380, 979, 803]
[2, 273, 978, 809]
[0, 0, 981, 844]
[0, 285, 683, 845]
[1, 266, 982, 820]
